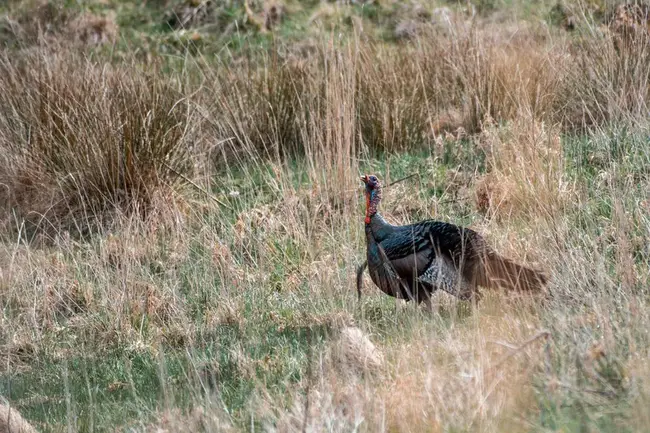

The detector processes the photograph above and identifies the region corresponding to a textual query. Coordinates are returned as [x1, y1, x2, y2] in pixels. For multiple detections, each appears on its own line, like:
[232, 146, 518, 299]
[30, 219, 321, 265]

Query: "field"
[1, 0, 650, 431]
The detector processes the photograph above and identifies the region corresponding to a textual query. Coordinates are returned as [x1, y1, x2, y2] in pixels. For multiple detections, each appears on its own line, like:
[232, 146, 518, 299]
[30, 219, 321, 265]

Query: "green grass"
[2, 0, 650, 431]
[0, 145, 478, 427]
[3, 134, 649, 430]
[0, 0, 565, 56]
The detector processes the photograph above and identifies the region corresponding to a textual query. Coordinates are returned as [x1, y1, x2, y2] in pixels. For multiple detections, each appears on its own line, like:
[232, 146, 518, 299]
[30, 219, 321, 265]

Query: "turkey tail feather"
[356, 261, 368, 301]
[484, 253, 547, 292]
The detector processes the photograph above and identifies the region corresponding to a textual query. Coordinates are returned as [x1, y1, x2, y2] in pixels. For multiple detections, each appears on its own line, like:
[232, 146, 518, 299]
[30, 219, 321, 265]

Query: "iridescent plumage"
[358, 174, 547, 304]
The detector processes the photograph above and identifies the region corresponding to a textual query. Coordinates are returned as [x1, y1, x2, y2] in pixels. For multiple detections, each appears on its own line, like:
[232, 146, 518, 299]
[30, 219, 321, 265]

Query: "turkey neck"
[365, 213, 394, 241]
[364, 186, 382, 223]
[365, 187, 394, 240]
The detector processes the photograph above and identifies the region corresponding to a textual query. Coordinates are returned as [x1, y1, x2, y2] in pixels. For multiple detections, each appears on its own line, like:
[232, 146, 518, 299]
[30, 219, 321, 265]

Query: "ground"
[1, 0, 650, 432]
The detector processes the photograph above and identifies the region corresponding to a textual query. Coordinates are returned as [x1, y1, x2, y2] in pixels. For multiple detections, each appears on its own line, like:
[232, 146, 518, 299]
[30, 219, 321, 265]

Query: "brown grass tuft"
[474, 115, 568, 221]
[0, 50, 195, 238]
[372, 297, 546, 432]
[560, 6, 650, 129]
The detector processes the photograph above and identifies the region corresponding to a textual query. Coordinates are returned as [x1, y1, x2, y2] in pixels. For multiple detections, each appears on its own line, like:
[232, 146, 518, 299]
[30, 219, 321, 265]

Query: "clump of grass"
[211, 52, 311, 159]
[356, 18, 566, 150]
[0, 49, 196, 239]
[0, 0, 72, 48]
[199, 12, 569, 163]
[560, 4, 650, 130]
[474, 115, 568, 222]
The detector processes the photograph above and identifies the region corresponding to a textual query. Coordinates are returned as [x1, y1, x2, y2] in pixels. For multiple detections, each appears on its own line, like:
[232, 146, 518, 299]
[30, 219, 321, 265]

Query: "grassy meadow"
[1, 0, 650, 431]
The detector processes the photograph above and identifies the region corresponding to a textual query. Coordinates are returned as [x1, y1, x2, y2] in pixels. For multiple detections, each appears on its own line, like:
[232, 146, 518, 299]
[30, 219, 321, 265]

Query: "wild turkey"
[358, 174, 547, 304]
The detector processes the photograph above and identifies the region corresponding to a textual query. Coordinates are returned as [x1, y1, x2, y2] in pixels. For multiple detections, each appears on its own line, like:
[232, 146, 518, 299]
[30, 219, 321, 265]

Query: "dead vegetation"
[0, 49, 195, 239]
[0, 1, 117, 48]
[474, 116, 567, 221]
[1, 0, 650, 431]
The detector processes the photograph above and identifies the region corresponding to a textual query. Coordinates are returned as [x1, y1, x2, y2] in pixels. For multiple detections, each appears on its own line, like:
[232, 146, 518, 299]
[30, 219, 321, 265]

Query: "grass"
[1, 0, 650, 432]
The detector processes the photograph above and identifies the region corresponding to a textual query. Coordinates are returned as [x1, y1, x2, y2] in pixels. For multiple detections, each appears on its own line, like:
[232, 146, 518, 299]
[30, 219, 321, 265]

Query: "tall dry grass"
[3, 8, 644, 239]
[0, 49, 196, 240]
[1, 6, 650, 431]
[560, 2, 650, 129]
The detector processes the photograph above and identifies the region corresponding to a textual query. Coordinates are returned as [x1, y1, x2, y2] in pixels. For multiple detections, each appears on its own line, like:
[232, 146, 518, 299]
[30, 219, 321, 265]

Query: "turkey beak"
[360, 175, 368, 184]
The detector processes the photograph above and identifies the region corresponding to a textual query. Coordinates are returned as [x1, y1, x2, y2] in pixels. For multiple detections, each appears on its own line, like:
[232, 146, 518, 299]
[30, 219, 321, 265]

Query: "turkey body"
[364, 212, 546, 303]
[359, 174, 546, 303]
